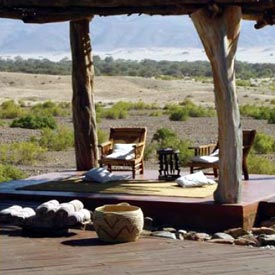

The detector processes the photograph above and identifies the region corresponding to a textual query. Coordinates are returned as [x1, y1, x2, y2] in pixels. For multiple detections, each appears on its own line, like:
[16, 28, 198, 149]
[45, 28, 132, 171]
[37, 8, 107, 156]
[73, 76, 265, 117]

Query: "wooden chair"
[187, 129, 256, 180]
[98, 127, 147, 179]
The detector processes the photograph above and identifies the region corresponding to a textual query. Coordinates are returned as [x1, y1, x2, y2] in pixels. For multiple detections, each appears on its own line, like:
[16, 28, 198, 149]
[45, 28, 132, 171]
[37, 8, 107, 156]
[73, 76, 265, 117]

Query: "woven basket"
[93, 203, 144, 243]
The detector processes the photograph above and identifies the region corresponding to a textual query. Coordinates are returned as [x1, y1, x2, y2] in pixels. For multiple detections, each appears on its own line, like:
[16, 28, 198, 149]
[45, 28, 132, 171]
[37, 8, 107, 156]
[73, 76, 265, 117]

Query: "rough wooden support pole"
[70, 18, 98, 170]
[191, 6, 242, 203]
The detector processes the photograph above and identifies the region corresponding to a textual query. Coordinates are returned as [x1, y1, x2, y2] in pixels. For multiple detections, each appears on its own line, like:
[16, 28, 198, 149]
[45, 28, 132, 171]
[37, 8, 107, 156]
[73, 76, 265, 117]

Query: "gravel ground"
[0, 72, 274, 177]
[1, 112, 274, 177]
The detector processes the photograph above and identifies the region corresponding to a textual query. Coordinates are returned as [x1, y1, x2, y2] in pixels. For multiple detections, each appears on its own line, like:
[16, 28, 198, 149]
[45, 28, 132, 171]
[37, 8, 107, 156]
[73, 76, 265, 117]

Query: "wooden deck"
[1, 225, 275, 275]
[1, 170, 275, 231]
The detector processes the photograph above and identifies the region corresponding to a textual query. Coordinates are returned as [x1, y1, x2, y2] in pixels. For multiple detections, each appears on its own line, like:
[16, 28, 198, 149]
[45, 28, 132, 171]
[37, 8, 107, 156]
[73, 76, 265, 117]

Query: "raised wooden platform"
[1, 170, 275, 232]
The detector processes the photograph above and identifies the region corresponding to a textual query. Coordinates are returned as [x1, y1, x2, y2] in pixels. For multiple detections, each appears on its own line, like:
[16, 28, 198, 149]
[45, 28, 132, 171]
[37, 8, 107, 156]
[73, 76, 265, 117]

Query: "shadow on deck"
[1, 170, 275, 232]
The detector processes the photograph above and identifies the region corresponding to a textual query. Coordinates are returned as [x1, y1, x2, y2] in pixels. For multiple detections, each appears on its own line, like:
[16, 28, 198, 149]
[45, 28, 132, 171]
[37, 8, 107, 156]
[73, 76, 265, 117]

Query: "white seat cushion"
[191, 155, 219, 163]
[106, 143, 135, 160]
[209, 149, 219, 157]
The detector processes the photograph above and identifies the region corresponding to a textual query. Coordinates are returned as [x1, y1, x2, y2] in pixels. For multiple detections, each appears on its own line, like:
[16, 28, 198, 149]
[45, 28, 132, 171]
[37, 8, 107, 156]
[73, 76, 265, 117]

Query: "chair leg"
[140, 160, 144, 175]
[132, 165, 136, 179]
[190, 166, 194, 174]
[107, 164, 112, 172]
[213, 168, 218, 178]
[243, 160, 249, 180]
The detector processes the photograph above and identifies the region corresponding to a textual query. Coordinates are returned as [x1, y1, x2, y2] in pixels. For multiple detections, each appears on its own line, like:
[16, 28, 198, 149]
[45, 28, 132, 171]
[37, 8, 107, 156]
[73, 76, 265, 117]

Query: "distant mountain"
[0, 15, 274, 59]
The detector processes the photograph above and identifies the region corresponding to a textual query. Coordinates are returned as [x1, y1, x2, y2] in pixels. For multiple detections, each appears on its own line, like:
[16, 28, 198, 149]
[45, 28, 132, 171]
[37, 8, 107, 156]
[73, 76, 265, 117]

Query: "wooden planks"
[1, 226, 275, 275]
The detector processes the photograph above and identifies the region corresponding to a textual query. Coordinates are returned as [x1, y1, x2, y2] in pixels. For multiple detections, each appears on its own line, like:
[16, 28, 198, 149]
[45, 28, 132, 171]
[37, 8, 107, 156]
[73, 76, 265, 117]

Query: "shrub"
[151, 128, 177, 143]
[101, 102, 129, 119]
[180, 99, 215, 117]
[151, 128, 193, 166]
[0, 142, 46, 165]
[30, 101, 71, 117]
[33, 127, 74, 151]
[240, 104, 273, 120]
[149, 110, 162, 117]
[236, 79, 251, 87]
[166, 100, 215, 121]
[0, 100, 25, 119]
[102, 108, 128, 119]
[10, 114, 57, 129]
[169, 108, 188, 121]
[253, 132, 275, 154]
[247, 154, 275, 175]
[0, 164, 27, 183]
[268, 108, 275, 124]
[97, 129, 108, 144]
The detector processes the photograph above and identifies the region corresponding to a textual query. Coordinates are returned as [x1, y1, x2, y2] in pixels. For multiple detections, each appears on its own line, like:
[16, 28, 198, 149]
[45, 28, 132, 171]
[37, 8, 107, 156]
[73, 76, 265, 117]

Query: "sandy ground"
[1, 72, 274, 107]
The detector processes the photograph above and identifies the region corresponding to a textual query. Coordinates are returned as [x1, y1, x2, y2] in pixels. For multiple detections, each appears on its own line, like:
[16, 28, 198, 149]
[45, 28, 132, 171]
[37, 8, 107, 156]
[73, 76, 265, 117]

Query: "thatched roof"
[0, 0, 274, 28]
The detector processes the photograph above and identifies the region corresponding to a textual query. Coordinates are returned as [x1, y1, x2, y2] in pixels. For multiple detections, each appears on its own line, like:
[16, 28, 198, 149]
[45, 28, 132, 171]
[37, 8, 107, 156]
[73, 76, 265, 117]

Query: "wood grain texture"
[70, 18, 99, 170]
[0, 1, 273, 22]
[191, 6, 242, 204]
[1, 226, 275, 275]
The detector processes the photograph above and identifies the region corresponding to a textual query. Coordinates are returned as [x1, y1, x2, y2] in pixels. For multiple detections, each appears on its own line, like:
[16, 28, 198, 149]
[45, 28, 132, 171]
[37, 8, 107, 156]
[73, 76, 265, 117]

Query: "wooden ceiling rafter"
[0, 1, 274, 28]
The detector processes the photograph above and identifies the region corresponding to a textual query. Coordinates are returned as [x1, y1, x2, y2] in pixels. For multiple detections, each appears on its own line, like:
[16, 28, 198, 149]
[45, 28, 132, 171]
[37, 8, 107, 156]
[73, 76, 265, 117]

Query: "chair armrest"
[98, 141, 112, 157]
[133, 142, 145, 158]
[189, 144, 217, 156]
[133, 142, 145, 149]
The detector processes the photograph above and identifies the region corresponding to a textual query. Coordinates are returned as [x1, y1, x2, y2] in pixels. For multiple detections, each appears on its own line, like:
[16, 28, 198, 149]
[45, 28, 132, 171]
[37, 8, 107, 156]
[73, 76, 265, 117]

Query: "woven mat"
[18, 177, 217, 198]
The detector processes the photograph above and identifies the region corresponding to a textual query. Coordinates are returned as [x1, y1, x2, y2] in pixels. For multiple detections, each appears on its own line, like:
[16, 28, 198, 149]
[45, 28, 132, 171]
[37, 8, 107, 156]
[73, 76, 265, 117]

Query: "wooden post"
[70, 18, 98, 170]
[191, 6, 242, 203]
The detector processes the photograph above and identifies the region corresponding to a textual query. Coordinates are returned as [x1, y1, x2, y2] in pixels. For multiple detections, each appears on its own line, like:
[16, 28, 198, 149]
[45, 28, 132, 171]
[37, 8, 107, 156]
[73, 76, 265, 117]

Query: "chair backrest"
[109, 127, 147, 144]
[215, 129, 256, 156]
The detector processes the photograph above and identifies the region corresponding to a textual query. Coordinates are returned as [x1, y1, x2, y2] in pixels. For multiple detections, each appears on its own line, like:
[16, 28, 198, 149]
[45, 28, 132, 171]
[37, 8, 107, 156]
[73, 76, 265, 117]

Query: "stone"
[193, 232, 211, 241]
[176, 229, 187, 240]
[234, 235, 260, 247]
[258, 234, 275, 246]
[162, 227, 177, 233]
[141, 229, 153, 236]
[251, 227, 275, 235]
[208, 238, 234, 245]
[178, 229, 188, 236]
[212, 232, 235, 241]
[224, 227, 249, 238]
[151, 231, 177, 240]
[176, 231, 185, 240]
[184, 231, 198, 241]
[143, 217, 155, 231]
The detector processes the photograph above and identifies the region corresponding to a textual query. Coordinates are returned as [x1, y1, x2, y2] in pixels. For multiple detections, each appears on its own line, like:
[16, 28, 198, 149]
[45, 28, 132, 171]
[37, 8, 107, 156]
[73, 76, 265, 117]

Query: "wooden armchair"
[98, 127, 147, 179]
[187, 129, 256, 180]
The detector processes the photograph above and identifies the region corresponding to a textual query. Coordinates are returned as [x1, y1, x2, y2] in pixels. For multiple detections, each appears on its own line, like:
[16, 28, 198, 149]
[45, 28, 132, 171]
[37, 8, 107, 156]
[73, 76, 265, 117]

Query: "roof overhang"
[0, 0, 274, 28]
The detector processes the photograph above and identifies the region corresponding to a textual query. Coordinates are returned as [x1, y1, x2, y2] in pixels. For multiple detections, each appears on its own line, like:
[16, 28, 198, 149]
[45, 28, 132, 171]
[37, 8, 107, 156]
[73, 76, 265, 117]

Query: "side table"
[157, 148, 181, 180]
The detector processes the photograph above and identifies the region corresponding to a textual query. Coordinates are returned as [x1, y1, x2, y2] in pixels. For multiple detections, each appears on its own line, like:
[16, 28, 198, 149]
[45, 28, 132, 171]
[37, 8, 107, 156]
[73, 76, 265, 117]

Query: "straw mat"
[18, 177, 217, 198]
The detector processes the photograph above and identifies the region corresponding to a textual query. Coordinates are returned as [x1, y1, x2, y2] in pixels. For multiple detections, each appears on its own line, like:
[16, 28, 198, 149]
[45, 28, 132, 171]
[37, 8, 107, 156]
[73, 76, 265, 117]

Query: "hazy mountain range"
[0, 15, 275, 62]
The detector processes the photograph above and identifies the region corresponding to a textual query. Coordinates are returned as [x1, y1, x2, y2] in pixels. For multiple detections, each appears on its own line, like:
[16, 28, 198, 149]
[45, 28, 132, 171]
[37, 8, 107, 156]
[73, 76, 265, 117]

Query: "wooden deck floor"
[1, 225, 275, 275]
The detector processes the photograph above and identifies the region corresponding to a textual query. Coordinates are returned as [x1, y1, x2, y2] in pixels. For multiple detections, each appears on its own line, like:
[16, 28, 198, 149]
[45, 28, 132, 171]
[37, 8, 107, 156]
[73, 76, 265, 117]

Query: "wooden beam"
[191, 6, 242, 204]
[0, 1, 274, 22]
[70, 18, 99, 171]
[0, 6, 197, 23]
[0, 0, 274, 8]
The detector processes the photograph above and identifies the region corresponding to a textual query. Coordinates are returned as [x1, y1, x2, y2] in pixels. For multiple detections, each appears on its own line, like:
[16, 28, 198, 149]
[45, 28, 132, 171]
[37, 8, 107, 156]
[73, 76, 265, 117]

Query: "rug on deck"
[18, 176, 217, 198]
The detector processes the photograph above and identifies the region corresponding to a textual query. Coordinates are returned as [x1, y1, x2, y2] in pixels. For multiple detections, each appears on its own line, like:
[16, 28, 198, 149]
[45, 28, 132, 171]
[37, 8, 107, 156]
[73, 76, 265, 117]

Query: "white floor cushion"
[84, 167, 130, 183]
[176, 171, 216, 188]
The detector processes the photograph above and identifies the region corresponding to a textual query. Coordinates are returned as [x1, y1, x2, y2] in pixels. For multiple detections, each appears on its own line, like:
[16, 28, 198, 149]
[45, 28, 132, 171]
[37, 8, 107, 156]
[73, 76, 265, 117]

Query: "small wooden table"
[157, 148, 180, 180]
